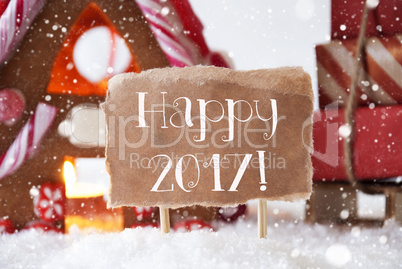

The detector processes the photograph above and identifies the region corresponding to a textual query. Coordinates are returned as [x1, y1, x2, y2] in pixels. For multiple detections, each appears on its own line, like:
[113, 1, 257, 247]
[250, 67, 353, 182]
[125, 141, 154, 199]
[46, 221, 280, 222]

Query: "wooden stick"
[159, 206, 170, 235]
[385, 190, 396, 221]
[258, 199, 267, 239]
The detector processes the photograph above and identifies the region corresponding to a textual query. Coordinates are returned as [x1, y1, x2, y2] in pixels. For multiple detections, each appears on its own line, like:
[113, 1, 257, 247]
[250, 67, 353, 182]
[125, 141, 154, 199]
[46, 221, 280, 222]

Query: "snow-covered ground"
[1, 202, 401, 269]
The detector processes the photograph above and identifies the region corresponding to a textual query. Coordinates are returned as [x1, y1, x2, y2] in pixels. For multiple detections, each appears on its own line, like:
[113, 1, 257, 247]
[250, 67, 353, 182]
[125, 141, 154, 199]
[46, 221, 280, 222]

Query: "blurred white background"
[189, 0, 332, 109]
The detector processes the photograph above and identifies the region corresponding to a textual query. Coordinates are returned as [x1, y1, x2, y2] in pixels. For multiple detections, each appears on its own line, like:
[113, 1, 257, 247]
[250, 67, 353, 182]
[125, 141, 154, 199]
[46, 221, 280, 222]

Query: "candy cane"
[135, 0, 195, 67]
[0, 0, 45, 63]
[0, 102, 57, 180]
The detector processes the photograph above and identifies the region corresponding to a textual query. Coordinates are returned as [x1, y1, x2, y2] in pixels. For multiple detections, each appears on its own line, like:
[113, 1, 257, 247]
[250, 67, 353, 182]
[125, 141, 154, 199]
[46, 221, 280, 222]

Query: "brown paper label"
[103, 66, 314, 208]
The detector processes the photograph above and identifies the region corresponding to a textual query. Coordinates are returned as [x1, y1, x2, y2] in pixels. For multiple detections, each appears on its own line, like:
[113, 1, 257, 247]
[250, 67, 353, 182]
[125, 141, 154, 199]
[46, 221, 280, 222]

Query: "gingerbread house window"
[47, 2, 140, 96]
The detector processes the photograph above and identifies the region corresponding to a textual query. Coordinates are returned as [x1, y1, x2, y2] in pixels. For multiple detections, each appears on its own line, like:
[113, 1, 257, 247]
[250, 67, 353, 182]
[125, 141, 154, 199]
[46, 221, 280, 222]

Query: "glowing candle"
[63, 158, 123, 233]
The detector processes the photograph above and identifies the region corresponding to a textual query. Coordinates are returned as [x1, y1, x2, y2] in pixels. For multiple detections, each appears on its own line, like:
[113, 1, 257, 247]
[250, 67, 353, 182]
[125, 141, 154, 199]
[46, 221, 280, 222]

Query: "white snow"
[1, 202, 401, 269]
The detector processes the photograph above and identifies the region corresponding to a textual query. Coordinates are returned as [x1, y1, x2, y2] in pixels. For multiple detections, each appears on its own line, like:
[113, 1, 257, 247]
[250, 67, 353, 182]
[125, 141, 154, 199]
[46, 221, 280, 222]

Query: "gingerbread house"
[0, 0, 236, 231]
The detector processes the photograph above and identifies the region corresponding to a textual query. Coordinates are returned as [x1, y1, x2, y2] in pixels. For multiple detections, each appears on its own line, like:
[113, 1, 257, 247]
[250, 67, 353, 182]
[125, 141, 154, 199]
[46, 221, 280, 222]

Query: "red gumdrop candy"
[0, 88, 25, 124]
[0, 218, 16, 234]
[210, 52, 231, 68]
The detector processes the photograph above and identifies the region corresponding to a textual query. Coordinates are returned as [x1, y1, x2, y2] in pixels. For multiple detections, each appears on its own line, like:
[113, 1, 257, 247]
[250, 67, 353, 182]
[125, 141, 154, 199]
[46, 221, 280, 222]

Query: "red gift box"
[316, 34, 402, 109]
[331, 0, 402, 40]
[312, 105, 402, 181]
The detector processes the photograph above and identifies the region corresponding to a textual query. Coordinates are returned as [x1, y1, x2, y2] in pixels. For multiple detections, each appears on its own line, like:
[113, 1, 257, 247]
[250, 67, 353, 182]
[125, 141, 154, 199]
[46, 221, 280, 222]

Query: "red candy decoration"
[209, 52, 230, 68]
[218, 204, 247, 222]
[24, 220, 62, 233]
[0, 88, 25, 125]
[0, 218, 15, 234]
[0, 0, 10, 17]
[173, 219, 214, 232]
[33, 183, 65, 222]
[132, 206, 155, 220]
